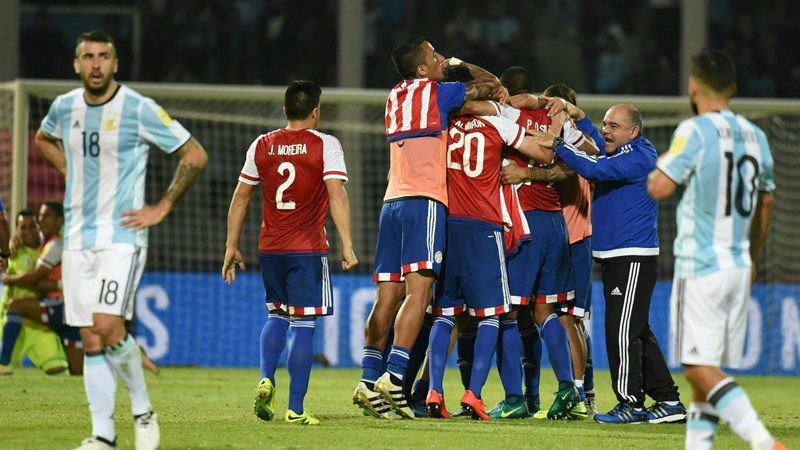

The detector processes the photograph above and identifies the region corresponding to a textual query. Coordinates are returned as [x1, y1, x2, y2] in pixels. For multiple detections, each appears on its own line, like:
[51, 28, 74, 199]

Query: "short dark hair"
[627, 105, 644, 131]
[391, 35, 427, 79]
[16, 209, 37, 226]
[691, 48, 736, 93]
[443, 64, 472, 83]
[284, 80, 321, 120]
[543, 83, 577, 105]
[75, 30, 116, 57]
[42, 201, 64, 218]
[500, 66, 533, 96]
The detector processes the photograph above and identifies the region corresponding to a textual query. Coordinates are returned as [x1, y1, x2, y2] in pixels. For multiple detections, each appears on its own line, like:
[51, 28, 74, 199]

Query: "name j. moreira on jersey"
[270, 143, 308, 155]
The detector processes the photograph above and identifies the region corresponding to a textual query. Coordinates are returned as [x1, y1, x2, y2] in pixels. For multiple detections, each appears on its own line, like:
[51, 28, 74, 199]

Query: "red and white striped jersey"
[447, 115, 526, 225]
[239, 128, 348, 254]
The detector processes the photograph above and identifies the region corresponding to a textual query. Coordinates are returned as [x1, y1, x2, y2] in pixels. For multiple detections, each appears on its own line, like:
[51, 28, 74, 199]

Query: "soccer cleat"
[285, 409, 320, 425]
[524, 393, 540, 418]
[411, 397, 429, 418]
[585, 393, 599, 420]
[646, 401, 687, 424]
[0, 364, 12, 375]
[254, 378, 276, 421]
[460, 390, 490, 420]
[593, 402, 648, 424]
[487, 395, 529, 419]
[134, 411, 160, 450]
[425, 389, 450, 419]
[74, 437, 116, 449]
[450, 407, 470, 418]
[543, 383, 580, 420]
[569, 400, 588, 420]
[139, 345, 160, 376]
[352, 381, 401, 419]
[375, 373, 414, 419]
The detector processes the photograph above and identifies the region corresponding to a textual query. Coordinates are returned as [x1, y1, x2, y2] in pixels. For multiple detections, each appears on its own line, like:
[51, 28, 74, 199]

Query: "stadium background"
[0, 1, 799, 375]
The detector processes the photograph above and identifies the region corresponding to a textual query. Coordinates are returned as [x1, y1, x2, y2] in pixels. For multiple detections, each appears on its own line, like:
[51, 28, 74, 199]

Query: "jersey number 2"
[276, 162, 296, 210]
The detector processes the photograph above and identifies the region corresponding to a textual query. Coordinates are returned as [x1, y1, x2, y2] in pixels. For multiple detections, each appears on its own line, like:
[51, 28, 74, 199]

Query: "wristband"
[552, 136, 565, 149]
[449, 57, 463, 66]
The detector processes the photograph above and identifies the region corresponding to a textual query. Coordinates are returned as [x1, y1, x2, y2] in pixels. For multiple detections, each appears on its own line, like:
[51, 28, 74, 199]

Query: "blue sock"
[287, 317, 315, 414]
[498, 318, 523, 397]
[412, 378, 429, 403]
[541, 313, 573, 383]
[260, 313, 290, 384]
[360, 346, 383, 387]
[584, 328, 594, 392]
[386, 345, 410, 380]
[468, 317, 499, 399]
[404, 315, 432, 401]
[519, 322, 541, 396]
[0, 313, 23, 365]
[428, 316, 455, 394]
[457, 329, 477, 390]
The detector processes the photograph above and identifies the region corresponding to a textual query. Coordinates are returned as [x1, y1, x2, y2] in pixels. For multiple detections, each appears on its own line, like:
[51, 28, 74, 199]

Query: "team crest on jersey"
[434, 251, 443, 264]
[103, 119, 118, 131]
[668, 136, 686, 156]
[156, 108, 173, 125]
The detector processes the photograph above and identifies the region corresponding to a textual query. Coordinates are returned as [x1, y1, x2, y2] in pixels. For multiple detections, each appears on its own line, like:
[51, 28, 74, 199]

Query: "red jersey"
[447, 115, 526, 225]
[239, 128, 348, 254]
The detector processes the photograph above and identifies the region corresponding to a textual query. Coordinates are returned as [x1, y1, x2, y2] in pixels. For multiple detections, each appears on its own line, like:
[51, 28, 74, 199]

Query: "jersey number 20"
[447, 128, 486, 178]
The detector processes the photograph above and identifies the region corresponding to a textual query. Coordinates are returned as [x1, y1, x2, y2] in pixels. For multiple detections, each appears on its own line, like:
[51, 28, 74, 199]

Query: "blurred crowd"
[20, 0, 800, 97]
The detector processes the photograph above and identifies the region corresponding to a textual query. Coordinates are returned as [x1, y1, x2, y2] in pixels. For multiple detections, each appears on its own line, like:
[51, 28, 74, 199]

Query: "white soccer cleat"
[74, 437, 116, 449]
[0, 364, 13, 375]
[352, 381, 401, 419]
[374, 373, 415, 419]
[134, 411, 160, 450]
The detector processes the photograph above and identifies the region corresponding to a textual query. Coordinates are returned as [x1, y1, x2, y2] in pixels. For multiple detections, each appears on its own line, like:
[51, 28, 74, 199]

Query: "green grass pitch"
[2, 367, 798, 449]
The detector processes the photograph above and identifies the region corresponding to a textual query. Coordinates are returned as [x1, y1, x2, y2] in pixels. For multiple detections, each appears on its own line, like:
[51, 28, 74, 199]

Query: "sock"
[84, 351, 117, 443]
[427, 316, 455, 395]
[686, 401, 719, 450]
[105, 334, 151, 416]
[519, 321, 541, 397]
[498, 318, 523, 397]
[404, 315, 432, 402]
[260, 313, 290, 384]
[287, 317, 315, 414]
[360, 346, 383, 389]
[381, 326, 394, 372]
[708, 378, 774, 448]
[575, 379, 585, 401]
[456, 329, 477, 390]
[584, 328, 594, 392]
[468, 317, 499, 399]
[386, 345, 411, 381]
[540, 314, 573, 384]
[0, 313, 23, 365]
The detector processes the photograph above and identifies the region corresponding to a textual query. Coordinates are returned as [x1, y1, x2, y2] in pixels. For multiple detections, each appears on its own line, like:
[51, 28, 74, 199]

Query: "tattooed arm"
[462, 62, 502, 102]
[121, 137, 209, 231]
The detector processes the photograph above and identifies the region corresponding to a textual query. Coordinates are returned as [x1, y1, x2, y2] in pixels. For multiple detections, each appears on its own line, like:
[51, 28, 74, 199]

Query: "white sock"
[708, 378, 773, 448]
[685, 401, 718, 450]
[84, 352, 117, 442]
[105, 334, 152, 416]
[574, 379, 584, 389]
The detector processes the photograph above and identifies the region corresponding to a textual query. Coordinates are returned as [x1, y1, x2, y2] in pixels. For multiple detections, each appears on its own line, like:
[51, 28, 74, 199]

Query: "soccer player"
[648, 49, 785, 449]
[35, 30, 208, 450]
[354, 35, 506, 420]
[0, 210, 71, 375]
[531, 104, 685, 424]
[0, 196, 10, 272]
[222, 80, 358, 426]
[1, 202, 83, 375]
[426, 98, 556, 420]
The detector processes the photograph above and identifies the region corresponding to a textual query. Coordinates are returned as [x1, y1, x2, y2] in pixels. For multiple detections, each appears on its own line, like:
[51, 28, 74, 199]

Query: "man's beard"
[85, 75, 112, 97]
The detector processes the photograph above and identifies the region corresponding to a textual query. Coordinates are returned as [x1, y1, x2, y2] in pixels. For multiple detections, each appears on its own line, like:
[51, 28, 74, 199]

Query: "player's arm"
[34, 129, 67, 179]
[121, 137, 208, 231]
[750, 190, 773, 282]
[647, 168, 678, 200]
[222, 181, 255, 284]
[454, 100, 499, 117]
[458, 61, 502, 102]
[516, 136, 555, 166]
[326, 179, 358, 271]
[509, 93, 567, 117]
[1, 264, 51, 288]
[501, 160, 574, 185]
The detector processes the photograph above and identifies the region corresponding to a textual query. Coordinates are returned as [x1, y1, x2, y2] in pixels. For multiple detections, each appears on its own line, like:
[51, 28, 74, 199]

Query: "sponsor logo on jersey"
[434, 251, 443, 264]
[610, 286, 623, 296]
[103, 119, 118, 131]
[72, 120, 81, 128]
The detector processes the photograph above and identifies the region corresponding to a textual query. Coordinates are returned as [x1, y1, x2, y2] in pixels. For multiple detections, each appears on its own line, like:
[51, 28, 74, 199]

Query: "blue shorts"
[259, 254, 333, 316]
[373, 198, 446, 282]
[40, 297, 83, 347]
[561, 237, 592, 318]
[431, 219, 510, 317]
[507, 210, 575, 305]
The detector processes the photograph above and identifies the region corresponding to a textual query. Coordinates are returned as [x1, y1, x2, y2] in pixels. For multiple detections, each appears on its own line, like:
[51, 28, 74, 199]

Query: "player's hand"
[8, 233, 22, 255]
[121, 204, 170, 231]
[550, 111, 567, 136]
[222, 247, 246, 284]
[493, 86, 510, 104]
[501, 160, 529, 185]
[540, 95, 567, 117]
[509, 93, 539, 110]
[341, 246, 358, 271]
[528, 130, 559, 148]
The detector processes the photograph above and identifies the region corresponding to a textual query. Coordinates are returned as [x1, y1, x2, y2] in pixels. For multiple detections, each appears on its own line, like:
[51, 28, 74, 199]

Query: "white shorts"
[63, 244, 147, 327]
[670, 267, 750, 368]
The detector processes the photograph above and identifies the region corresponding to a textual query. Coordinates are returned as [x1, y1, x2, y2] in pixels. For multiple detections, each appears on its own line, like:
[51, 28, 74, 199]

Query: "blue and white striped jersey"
[40, 85, 191, 250]
[658, 109, 775, 277]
